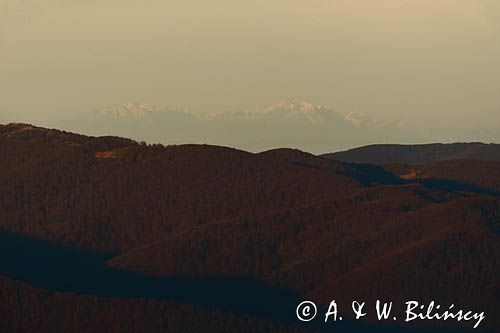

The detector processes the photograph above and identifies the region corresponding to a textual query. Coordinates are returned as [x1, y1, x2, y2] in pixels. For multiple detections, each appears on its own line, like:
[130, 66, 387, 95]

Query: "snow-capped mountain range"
[91, 102, 191, 119]
[54, 100, 416, 153]
[92, 103, 163, 119]
[90, 100, 375, 127]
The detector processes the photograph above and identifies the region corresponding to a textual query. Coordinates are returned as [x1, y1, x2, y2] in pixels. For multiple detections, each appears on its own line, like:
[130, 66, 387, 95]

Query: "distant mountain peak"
[344, 111, 374, 128]
[258, 100, 342, 124]
[264, 100, 327, 114]
[92, 102, 171, 119]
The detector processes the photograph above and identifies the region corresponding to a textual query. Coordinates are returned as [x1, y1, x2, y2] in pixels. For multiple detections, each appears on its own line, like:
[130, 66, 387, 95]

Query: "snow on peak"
[265, 100, 326, 114]
[345, 111, 376, 128]
[93, 102, 167, 118]
[258, 100, 341, 124]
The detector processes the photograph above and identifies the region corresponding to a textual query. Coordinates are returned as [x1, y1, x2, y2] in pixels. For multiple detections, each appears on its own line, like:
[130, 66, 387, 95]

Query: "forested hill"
[323, 143, 500, 165]
[0, 123, 499, 332]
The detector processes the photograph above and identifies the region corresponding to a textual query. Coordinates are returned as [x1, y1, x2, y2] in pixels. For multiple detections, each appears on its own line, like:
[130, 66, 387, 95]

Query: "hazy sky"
[1, 0, 500, 128]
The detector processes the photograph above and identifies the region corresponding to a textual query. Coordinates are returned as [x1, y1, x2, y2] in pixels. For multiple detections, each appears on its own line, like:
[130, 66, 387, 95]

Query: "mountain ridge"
[323, 142, 500, 165]
[36, 100, 416, 153]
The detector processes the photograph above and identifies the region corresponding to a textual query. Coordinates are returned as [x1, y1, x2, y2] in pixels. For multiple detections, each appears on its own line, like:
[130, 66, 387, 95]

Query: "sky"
[1, 0, 500, 131]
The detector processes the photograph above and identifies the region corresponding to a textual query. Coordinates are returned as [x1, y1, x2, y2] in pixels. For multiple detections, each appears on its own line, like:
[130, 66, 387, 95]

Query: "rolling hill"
[323, 143, 500, 165]
[0, 123, 499, 332]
